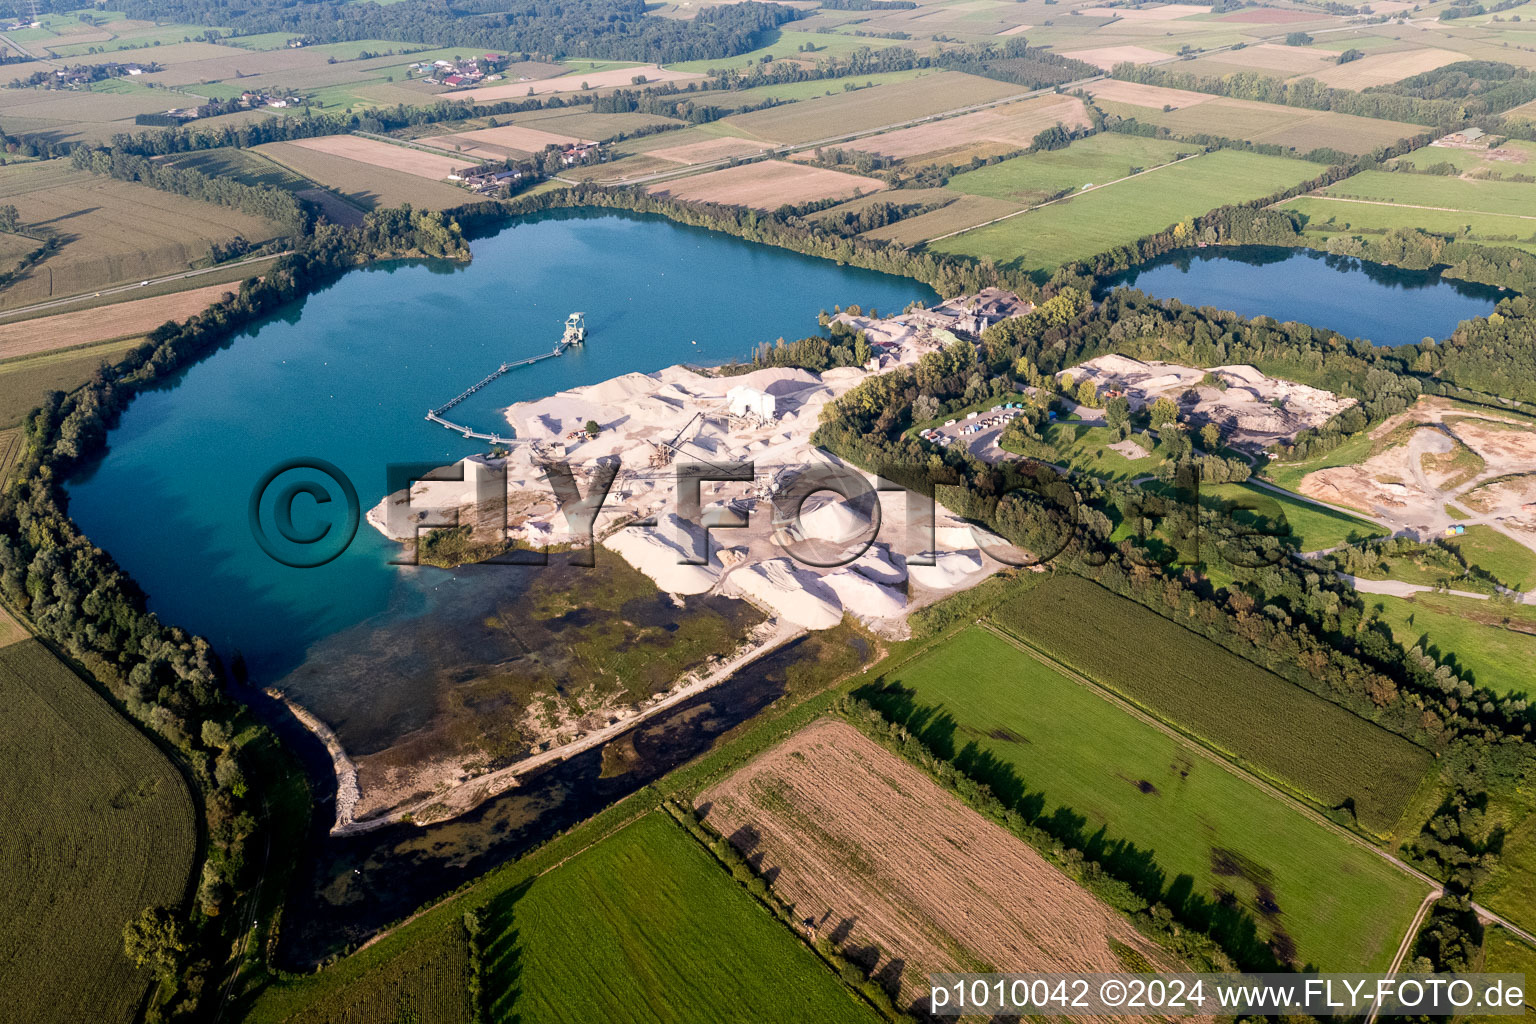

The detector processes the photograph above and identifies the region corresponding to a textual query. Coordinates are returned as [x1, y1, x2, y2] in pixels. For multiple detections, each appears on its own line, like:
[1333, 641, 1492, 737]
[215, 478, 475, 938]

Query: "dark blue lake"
[64, 209, 933, 684]
[1097, 245, 1506, 346]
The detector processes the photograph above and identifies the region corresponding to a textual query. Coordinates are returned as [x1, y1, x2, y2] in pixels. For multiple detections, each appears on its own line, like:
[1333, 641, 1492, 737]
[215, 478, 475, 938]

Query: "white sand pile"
[849, 543, 907, 586]
[823, 568, 907, 619]
[731, 557, 844, 629]
[795, 494, 875, 546]
[909, 549, 988, 590]
[602, 515, 720, 595]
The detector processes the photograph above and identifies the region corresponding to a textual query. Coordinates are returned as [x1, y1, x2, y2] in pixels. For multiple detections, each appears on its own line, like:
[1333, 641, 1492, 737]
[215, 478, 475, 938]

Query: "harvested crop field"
[285, 135, 472, 180]
[1303, 47, 1463, 89]
[441, 64, 704, 102]
[1059, 45, 1172, 70]
[650, 135, 770, 164]
[1217, 42, 1336, 75]
[255, 142, 481, 210]
[0, 639, 196, 1024]
[701, 719, 1186, 1014]
[1087, 79, 1217, 110]
[0, 161, 285, 308]
[724, 72, 1024, 145]
[845, 93, 1089, 160]
[433, 123, 590, 160]
[860, 193, 1024, 245]
[647, 160, 885, 208]
[0, 280, 239, 357]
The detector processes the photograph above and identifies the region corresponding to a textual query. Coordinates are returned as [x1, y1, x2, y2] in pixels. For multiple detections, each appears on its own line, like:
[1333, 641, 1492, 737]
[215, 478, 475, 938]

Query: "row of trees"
[1, 208, 471, 1018]
[1110, 60, 1531, 126]
[116, 0, 797, 65]
[69, 143, 310, 237]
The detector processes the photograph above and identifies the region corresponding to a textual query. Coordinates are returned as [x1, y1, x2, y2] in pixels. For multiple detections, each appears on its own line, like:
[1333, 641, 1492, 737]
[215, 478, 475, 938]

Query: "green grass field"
[478, 812, 878, 1023]
[1202, 482, 1386, 551]
[1322, 169, 1536, 219]
[1468, 929, 1536, 1021]
[1367, 592, 1536, 698]
[1262, 428, 1376, 492]
[1390, 140, 1536, 177]
[1039, 421, 1166, 481]
[1444, 524, 1536, 590]
[945, 133, 1195, 206]
[863, 626, 1428, 971]
[991, 575, 1432, 834]
[932, 150, 1321, 275]
[1286, 195, 1536, 255]
[0, 638, 197, 1024]
[160, 146, 314, 191]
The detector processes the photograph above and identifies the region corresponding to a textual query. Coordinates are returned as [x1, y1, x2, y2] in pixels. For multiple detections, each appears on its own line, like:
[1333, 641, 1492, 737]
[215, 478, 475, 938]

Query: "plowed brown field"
[700, 719, 1187, 1018]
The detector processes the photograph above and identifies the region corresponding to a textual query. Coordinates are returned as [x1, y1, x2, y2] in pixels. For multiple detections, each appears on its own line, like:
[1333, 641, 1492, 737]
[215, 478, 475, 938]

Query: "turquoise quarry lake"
[64, 210, 934, 687]
[1097, 246, 1504, 346]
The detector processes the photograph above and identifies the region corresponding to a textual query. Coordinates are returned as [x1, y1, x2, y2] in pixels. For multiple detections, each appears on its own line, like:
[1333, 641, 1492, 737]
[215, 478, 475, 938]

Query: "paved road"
[0, 250, 290, 322]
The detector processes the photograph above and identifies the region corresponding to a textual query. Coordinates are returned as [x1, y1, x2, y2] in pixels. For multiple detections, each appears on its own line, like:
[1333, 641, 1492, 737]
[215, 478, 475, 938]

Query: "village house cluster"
[414, 54, 509, 88]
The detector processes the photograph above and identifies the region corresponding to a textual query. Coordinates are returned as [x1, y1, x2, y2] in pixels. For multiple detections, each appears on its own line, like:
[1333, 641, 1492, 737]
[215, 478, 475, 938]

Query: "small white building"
[727, 385, 776, 421]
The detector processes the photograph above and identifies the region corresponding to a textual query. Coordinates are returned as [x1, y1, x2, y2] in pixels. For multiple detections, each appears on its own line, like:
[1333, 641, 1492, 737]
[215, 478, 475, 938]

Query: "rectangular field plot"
[861, 626, 1430, 970]
[486, 812, 878, 1023]
[0, 279, 239, 358]
[859, 193, 1025, 245]
[1321, 169, 1536, 219]
[1391, 139, 1536, 177]
[440, 64, 705, 102]
[285, 134, 472, 180]
[1367, 592, 1536, 699]
[931, 149, 1320, 274]
[844, 93, 1090, 162]
[723, 71, 1025, 145]
[946, 133, 1195, 205]
[255, 141, 482, 211]
[1302, 47, 1464, 89]
[0, 640, 196, 1024]
[992, 575, 1432, 833]
[1094, 95, 1420, 154]
[0, 160, 287, 308]
[646, 160, 885, 209]
[1283, 196, 1536, 254]
[701, 719, 1189, 1012]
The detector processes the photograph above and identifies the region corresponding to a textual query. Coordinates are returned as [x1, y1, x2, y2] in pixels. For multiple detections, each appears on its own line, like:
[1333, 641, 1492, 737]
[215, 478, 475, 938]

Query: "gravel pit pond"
[1096, 245, 1504, 347]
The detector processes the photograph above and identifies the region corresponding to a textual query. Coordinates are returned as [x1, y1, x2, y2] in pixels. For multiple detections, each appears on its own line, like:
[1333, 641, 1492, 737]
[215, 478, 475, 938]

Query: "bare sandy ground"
[287, 135, 470, 180]
[846, 94, 1089, 159]
[440, 64, 704, 102]
[701, 719, 1188, 1016]
[0, 281, 239, 357]
[1060, 44, 1173, 69]
[646, 159, 885, 209]
[1303, 48, 1463, 89]
[1089, 79, 1217, 110]
[1297, 399, 1536, 549]
[649, 135, 769, 164]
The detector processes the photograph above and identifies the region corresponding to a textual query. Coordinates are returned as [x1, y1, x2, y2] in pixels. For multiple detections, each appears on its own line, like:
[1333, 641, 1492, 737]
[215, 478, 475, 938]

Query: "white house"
[726, 385, 776, 421]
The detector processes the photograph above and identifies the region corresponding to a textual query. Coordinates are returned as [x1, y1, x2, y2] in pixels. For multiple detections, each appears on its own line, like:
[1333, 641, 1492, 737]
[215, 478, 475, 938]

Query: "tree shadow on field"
[854, 681, 1286, 971]
[481, 878, 533, 1023]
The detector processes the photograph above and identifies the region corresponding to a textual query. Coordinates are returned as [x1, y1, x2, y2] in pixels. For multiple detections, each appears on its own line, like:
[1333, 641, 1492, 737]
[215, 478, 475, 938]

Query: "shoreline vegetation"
[7, 44, 1536, 1012]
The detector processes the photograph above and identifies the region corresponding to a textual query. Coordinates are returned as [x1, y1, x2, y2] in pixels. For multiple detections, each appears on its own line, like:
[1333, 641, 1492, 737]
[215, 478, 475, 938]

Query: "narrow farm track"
[977, 620, 1536, 951]
[1295, 193, 1536, 222]
[1365, 888, 1443, 1024]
